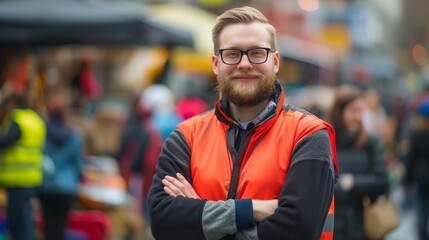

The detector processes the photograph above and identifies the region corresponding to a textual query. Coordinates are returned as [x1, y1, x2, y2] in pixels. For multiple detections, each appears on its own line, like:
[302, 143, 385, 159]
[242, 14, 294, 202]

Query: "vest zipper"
[226, 125, 255, 199]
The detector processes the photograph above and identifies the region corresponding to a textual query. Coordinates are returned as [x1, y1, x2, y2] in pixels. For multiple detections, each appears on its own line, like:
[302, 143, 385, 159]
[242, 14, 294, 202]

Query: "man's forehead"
[219, 22, 271, 48]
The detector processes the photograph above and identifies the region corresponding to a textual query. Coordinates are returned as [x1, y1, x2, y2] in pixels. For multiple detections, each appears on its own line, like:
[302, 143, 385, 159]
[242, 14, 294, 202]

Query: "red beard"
[218, 71, 275, 106]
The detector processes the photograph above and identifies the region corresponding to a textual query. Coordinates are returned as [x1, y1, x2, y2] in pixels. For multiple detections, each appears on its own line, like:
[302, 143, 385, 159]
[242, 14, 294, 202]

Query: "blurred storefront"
[0, 2, 199, 238]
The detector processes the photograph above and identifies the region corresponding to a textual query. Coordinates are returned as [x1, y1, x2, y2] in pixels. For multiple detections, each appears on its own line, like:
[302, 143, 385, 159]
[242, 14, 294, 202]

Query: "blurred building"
[402, 0, 429, 49]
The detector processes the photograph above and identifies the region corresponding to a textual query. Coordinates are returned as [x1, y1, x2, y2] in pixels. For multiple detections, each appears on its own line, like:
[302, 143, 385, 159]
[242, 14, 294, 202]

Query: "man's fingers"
[165, 175, 187, 192]
[176, 173, 187, 182]
[177, 173, 193, 189]
[164, 175, 195, 197]
[162, 178, 185, 196]
[163, 186, 176, 197]
[176, 173, 200, 199]
[167, 175, 193, 196]
[162, 174, 201, 199]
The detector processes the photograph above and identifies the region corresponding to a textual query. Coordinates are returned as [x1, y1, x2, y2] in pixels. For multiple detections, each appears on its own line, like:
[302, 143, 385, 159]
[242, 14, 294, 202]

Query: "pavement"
[385, 184, 419, 240]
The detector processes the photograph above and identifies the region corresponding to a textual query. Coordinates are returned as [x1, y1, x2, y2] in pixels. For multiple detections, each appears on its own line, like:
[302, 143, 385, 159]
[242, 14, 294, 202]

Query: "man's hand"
[162, 174, 277, 222]
[252, 199, 278, 222]
[162, 173, 200, 199]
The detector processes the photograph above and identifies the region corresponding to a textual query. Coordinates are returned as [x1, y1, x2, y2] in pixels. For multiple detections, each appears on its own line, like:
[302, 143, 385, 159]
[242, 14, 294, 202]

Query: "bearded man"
[147, 6, 339, 240]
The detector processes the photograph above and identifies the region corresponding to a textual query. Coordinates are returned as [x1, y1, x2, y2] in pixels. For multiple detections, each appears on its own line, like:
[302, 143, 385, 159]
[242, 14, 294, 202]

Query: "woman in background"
[325, 84, 389, 240]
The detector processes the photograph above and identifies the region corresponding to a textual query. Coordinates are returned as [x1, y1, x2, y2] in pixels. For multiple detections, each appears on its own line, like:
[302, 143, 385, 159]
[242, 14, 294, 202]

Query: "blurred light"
[197, 0, 230, 7]
[298, 0, 320, 12]
[412, 44, 427, 66]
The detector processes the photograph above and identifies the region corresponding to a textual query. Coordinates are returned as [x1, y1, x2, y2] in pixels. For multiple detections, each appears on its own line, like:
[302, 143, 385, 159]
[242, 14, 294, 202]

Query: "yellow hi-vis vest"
[0, 109, 46, 187]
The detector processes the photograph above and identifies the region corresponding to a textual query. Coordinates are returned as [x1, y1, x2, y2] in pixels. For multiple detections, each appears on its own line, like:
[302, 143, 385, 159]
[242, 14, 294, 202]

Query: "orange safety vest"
[178, 94, 339, 239]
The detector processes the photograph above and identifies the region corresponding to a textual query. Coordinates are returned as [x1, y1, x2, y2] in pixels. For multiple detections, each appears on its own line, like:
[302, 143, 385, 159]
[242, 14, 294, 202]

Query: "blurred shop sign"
[278, 35, 336, 69]
[339, 53, 398, 84]
[170, 48, 213, 75]
[347, 2, 383, 50]
[318, 24, 351, 57]
[277, 35, 337, 86]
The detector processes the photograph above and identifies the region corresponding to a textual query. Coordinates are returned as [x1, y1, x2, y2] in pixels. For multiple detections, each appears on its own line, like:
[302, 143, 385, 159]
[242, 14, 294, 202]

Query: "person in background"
[325, 84, 389, 240]
[116, 92, 163, 224]
[148, 6, 339, 240]
[0, 94, 46, 240]
[39, 89, 84, 240]
[405, 97, 429, 240]
[139, 84, 183, 140]
[70, 59, 102, 116]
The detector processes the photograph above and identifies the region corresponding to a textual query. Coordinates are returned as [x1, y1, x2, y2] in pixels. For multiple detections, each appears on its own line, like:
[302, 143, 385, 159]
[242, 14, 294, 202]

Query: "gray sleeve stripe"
[202, 199, 237, 240]
[322, 214, 334, 232]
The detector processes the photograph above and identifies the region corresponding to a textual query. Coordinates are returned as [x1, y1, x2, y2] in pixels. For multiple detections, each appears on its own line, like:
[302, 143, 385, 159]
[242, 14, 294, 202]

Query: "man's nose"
[238, 53, 252, 68]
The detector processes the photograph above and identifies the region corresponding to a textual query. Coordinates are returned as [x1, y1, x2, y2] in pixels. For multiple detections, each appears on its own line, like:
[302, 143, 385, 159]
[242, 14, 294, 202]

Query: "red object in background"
[176, 97, 209, 120]
[350, 64, 371, 83]
[5, 56, 29, 94]
[67, 211, 111, 240]
[118, 122, 163, 201]
[0, 208, 6, 236]
[35, 210, 111, 240]
[80, 67, 102, 100]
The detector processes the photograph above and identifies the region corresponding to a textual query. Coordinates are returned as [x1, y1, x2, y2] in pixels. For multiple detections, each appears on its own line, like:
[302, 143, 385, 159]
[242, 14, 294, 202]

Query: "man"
[0, 94, 46, 240]
[148, 6, 339, 240]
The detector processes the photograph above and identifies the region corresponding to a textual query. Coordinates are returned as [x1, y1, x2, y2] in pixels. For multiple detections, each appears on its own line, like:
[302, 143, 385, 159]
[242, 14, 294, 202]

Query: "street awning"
[0, 0, 194, 47]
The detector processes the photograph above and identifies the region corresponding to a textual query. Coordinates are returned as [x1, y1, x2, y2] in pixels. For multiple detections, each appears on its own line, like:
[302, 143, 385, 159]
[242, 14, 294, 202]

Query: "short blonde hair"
[212, 6, 277, 54]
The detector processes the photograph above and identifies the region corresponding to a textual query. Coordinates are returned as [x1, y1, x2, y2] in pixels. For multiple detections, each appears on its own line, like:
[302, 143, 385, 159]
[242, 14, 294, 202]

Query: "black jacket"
[406, 130, 429, 190]
[333, 132, 388, 240]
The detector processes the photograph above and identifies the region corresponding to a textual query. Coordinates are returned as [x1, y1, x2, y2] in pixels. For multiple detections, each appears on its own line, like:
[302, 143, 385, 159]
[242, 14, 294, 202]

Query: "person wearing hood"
[39, 90, 84, 240]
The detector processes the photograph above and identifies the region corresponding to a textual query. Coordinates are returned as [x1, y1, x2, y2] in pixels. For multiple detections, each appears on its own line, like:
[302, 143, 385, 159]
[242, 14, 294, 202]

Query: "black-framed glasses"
[218, 47, 276, 65]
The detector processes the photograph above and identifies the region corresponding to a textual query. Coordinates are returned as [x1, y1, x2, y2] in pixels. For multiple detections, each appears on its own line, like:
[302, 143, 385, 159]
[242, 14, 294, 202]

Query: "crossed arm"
[148, 129, 335, 240]
[163, 173, 278, 222]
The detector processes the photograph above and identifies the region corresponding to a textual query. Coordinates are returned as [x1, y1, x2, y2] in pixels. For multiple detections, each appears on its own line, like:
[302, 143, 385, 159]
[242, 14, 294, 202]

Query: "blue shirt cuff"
[235, 198, 255, 230]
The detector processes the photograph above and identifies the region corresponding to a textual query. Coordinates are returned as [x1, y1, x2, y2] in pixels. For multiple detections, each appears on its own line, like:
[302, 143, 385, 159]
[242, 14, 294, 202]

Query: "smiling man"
[148, 6, 339, 240]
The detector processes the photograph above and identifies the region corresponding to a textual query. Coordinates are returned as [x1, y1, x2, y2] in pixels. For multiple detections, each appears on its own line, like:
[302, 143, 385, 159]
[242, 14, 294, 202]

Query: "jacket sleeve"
[148, 129, 252, 240]
[351, 135, 388, 197]
[257, 129, 335, 240]
[0, 121, 21, 148]
[405, 132, 418, 185]
[148, 128, 207, 240]
[74, 133, 85, 181]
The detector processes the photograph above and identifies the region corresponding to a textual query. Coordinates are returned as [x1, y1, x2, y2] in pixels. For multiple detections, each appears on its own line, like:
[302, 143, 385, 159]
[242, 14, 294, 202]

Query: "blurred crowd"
[1, 47, 429, 239]
[0, 52, 210, 240]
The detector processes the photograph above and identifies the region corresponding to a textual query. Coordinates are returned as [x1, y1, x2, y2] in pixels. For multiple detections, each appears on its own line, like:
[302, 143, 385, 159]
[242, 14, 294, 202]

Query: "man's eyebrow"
[220, 46, 269, 50]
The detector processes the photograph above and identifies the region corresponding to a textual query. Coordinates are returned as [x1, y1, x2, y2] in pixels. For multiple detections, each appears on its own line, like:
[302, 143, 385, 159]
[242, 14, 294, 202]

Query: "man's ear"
[274, 51, 280, 74]
[212, 55, 219, 75]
